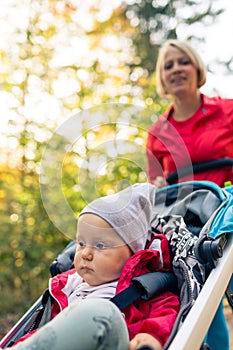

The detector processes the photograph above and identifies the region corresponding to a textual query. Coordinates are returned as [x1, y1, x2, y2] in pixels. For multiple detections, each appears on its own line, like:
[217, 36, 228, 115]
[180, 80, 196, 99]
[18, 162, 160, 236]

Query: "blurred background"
[0, 0, 232, 341]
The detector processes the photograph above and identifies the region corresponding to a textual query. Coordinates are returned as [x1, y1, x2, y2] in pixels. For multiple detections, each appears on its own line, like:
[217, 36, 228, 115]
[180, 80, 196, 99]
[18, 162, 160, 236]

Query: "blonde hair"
[155, 39, 206, 97]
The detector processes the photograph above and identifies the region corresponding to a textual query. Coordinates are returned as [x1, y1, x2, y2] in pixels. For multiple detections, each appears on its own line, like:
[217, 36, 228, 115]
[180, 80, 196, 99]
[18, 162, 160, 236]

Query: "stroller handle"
[166, 158, 233, 184]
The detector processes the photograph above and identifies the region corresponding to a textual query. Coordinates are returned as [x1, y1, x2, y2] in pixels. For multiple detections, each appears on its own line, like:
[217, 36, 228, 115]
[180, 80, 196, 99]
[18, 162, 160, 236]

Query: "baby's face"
[74, 214, 132, 286]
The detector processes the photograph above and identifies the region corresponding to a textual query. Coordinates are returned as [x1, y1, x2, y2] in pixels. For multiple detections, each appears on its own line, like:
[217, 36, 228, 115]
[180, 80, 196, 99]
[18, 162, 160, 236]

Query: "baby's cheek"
[73, 252, 79, 269]
[114, 261, 127, 278]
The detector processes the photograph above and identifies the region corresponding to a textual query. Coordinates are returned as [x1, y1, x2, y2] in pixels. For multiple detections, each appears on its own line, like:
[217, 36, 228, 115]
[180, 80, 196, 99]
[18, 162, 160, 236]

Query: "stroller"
[0, 180, 232, 350]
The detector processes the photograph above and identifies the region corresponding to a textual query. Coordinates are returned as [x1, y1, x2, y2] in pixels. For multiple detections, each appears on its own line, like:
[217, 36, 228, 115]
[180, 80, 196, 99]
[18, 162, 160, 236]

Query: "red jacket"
[13, 235, 180, 347]
[146, 95, 233, 186]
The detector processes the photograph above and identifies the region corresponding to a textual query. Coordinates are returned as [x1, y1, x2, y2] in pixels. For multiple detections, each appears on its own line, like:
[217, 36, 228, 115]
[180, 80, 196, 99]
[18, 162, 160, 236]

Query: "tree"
[120, 0, 224, 76]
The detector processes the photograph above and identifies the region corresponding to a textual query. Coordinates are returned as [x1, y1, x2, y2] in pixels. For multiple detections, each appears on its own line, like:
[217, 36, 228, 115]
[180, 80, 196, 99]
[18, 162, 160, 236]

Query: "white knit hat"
[79, 183, 156, 253]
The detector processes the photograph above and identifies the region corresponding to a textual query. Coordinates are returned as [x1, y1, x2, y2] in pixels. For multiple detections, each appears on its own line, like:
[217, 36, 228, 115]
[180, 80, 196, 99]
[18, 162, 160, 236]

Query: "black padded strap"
[111, 271, 177, 310]
[111, 281, 145, 309]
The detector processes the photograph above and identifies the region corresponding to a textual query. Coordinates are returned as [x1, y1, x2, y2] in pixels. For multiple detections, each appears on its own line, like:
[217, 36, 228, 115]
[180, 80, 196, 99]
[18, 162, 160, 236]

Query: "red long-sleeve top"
[146, 94, 233, 187]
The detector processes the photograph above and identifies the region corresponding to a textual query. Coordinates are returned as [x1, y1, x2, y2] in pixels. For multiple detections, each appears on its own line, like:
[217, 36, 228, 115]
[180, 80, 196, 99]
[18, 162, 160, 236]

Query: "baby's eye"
[95, 242, 107, 250]
[77, 241, 86, 248]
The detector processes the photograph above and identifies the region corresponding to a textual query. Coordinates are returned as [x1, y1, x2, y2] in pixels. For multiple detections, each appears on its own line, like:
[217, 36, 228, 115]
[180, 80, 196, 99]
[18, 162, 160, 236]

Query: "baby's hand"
[129, 333, 162, 350]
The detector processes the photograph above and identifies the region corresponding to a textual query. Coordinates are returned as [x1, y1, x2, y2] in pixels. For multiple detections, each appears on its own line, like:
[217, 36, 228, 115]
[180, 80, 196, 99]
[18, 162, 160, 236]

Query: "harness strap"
[111, 271, 177, 310]
[111, 282, 145, 309]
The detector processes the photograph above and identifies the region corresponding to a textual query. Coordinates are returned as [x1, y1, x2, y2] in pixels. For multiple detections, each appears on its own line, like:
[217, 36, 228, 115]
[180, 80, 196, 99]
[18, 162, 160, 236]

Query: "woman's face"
[161, 46, 199, 98]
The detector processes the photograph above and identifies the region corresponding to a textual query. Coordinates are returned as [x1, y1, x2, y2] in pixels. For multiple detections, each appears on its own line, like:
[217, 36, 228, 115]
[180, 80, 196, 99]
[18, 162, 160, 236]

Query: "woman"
[146, 39, 233, 188]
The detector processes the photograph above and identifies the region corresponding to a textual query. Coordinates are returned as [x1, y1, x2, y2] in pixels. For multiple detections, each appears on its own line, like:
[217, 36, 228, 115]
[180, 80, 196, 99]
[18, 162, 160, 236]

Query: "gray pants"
[9, 299, 129, 350]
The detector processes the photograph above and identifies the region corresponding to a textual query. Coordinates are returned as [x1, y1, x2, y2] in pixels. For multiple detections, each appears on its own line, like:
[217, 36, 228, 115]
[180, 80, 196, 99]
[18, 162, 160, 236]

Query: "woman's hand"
[153, 176, 168, 189]
[129, 333, 162, 350]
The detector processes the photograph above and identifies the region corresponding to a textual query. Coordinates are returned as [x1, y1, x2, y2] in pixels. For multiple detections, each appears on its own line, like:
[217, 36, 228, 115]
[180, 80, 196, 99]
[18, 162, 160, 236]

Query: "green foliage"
[0, 164, 68, 315]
